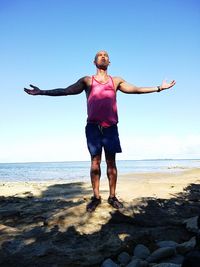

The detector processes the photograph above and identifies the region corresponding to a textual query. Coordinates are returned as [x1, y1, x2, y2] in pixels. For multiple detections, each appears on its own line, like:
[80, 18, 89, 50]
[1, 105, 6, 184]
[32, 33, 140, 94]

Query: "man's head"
[94, 51, 110, 70]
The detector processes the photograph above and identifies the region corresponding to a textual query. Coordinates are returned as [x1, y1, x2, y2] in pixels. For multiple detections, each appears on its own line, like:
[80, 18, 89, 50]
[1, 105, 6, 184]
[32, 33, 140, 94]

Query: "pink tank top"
[87, 76, 118, 127]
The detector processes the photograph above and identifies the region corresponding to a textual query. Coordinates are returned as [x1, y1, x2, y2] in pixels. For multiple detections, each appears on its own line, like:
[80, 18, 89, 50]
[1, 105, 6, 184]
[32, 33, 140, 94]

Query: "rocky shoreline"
[102, 216, 200, 267]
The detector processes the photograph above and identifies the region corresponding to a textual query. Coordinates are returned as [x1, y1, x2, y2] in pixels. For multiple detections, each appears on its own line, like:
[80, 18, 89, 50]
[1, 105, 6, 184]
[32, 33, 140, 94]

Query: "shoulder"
[112, 76, 125, 82]
[111, 76, 126, 90]
[79, 76, 92, 87]
[74, 76, 92, 91]
[78, 76, 91, 83]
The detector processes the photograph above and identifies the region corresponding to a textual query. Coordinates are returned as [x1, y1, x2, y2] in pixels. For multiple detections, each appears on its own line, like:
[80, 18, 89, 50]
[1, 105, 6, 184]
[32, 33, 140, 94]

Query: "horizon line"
[1, 158, 200, 164]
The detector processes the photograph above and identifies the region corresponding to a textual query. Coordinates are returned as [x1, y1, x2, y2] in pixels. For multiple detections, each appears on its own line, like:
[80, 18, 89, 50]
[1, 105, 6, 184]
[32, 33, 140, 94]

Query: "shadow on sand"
[0, 182, 200, 266]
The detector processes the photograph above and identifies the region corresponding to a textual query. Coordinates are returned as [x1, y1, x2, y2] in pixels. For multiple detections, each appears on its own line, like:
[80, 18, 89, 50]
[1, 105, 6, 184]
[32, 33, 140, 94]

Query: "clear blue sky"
[0, 0, 200, 162]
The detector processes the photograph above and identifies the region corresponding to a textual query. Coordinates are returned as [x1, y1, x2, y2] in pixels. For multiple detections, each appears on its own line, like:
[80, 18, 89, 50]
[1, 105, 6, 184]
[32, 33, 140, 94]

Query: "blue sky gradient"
[0, 0, 200, 162]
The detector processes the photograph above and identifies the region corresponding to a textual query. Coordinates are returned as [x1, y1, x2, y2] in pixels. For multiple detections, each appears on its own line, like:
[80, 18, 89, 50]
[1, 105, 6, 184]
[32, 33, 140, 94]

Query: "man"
[24, 50, 176, 212]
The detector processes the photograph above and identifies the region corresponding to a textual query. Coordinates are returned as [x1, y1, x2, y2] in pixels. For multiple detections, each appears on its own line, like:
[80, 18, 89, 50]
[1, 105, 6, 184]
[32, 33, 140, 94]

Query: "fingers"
[24, 84, 39, 95]
[24, 88, 31, 94]
[161, 79, 176, 90]
[170, 80, 176, 86]
[24, 85, 36, 91]
[24, 87, 37, 94]
[30, 84, 37, 89]
[167, 80, 176, 89]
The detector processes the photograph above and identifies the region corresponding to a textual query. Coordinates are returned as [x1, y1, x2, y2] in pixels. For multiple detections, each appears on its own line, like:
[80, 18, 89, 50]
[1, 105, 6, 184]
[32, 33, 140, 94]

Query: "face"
[94, 51, 110, 70]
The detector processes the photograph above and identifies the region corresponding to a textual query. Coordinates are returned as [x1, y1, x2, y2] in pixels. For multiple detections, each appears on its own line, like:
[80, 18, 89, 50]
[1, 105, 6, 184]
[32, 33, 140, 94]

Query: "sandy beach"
[1, 168, 200, 266]
[1, 168, 200, 200]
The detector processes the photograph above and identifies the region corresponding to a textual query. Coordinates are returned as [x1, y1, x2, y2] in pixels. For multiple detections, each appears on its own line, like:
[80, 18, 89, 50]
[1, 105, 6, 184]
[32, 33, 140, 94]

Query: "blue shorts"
[85, 123, 122, 156]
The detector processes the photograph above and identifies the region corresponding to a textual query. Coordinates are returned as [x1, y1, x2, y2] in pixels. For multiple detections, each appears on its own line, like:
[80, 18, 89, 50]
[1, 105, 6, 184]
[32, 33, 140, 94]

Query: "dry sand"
[1, 168, 200, 201]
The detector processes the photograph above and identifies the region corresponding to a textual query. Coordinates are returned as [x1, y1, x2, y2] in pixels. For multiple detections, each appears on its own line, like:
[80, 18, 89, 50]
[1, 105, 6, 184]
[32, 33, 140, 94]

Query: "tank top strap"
[109, 75, 115, 90]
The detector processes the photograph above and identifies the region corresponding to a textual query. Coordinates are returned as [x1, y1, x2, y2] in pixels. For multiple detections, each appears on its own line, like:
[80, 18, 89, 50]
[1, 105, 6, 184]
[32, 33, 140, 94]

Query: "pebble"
[160, 254, 184, 265]
[146, 247, 176, 263]
[117, 251, 131, 265]
[101, 232, 198, 267]
[156, 241, 178, 248]
[183, 216, 199, 233]
[176, 236, 196, 254]
[133, 244, 150, 259]
[126, 258, 140, 267]
[153, 264, 181, 267]
[101, 258, 119, 267]
[182, 250, 200, 267]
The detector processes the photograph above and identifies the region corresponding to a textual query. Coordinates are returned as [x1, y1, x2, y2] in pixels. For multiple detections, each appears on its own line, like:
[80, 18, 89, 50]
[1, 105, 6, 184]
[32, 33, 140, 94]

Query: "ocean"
[0, 159, 199, 183]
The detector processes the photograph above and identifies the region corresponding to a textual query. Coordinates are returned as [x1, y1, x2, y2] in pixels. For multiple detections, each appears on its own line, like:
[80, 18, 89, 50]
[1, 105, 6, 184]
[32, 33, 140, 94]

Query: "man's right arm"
[24, 77, 89, 96]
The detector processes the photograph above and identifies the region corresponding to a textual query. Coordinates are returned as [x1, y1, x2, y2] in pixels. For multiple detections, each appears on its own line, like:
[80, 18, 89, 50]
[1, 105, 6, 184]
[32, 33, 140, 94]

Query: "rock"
[101, 258, 119, 267]
[126, 258, 140, 267]
[183, 216, 199, 233]
[156, 241, 178, 248]
[2, 239, 24, 254]
[133, 244, 150, 259]
[176, 236, 196, 254]
[182, 250, 200, 267]
[139, 260, 149, 267]
[0, 209, 20, 219]
[146, 247, 176, 263]
[117, 251, 131, 265]
[0, 224, 19, 234]
[153, 264, 181, 267]
[160, 254, 184, 265]
[130, 256, 138, 261]
[23, 226, 45, 238]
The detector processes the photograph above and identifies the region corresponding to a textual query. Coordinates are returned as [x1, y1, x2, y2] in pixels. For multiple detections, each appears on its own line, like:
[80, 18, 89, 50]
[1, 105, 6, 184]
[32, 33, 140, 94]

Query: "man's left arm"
[117, 78, 176, 94]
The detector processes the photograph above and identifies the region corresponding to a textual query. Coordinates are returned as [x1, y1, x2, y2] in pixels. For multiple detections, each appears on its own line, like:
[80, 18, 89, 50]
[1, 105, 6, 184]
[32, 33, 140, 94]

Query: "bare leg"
[90, 154, 101, 199]
[105, 151, 123, 209]
[105, 151, 117, 197]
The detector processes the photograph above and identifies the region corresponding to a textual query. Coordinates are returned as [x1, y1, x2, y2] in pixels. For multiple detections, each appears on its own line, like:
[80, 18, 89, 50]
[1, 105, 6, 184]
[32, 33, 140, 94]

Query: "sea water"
[0, 159, 199, 183]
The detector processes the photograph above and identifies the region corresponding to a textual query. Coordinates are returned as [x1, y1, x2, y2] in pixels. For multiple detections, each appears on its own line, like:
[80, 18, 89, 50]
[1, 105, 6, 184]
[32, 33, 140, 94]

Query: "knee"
[106, 159, 116, 169]
[91, 157, 101, 170]
[91, 161, 101, 177]
[105, 152, 116, 169]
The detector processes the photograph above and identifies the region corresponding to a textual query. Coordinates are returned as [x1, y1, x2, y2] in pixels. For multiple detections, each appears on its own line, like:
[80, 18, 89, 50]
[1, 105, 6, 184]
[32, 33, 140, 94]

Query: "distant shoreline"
[1, 158, 200, 164]
[0, 159, 199, 183]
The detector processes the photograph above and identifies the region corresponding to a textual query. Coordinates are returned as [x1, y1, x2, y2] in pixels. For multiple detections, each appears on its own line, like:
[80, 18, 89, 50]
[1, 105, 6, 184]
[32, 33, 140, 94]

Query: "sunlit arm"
[118, 78, 176, 94]
[24, 77, 88, 96]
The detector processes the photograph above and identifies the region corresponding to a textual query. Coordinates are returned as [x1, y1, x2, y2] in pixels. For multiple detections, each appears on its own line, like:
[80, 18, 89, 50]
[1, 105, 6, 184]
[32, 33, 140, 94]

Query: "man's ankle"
[94, 195, 101, 199]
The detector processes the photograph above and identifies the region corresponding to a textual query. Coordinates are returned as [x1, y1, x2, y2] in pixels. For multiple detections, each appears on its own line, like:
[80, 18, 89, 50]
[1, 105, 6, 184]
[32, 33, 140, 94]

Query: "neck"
[96, 68, 108, 77]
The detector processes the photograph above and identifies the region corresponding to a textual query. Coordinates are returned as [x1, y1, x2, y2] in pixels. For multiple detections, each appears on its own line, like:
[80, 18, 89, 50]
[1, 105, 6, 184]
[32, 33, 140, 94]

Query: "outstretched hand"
[161, 79, 176, 90]
[24, 84, 41, 95]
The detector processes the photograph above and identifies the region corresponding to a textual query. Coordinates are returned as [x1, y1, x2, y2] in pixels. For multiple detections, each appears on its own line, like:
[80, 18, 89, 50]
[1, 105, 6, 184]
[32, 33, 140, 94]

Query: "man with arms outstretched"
[24, 50, 176, 212]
